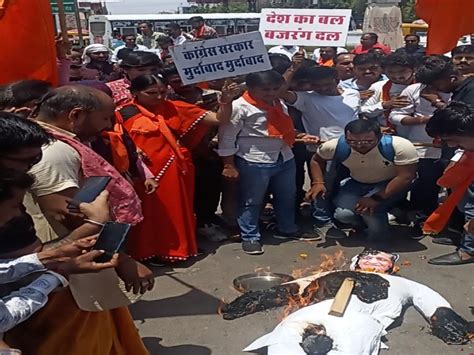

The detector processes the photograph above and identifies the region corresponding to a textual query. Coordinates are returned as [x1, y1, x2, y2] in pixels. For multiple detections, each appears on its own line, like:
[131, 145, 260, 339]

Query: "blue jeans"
[312, 161, 335, 225]
[235, 156, 298, 241]
[332, 178, 406, 240]
[458, 184, 474, 255]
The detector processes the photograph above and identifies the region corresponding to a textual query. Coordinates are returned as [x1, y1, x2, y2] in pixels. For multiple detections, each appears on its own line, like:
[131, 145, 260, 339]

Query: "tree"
[400, 0, 417, 22]
[190, 3, 248, 13]
[313, 0, 365, 24]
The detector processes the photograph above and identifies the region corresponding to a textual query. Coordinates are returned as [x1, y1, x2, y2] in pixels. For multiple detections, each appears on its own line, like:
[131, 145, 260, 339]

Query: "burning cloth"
[221, 250, 471, 355]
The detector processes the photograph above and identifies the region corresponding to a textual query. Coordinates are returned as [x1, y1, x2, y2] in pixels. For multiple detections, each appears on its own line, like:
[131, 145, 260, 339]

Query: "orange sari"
[5, 290, 148, 355]
[116, 100, 209, 260]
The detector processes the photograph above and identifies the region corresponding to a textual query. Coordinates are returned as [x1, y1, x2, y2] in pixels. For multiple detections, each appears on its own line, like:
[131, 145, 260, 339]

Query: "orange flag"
[416, 0, 474, 55]
[0, 0, 58, 85]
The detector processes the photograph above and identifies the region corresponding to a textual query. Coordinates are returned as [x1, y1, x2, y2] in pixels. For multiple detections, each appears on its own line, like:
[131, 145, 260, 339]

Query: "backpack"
[333, 134, 396, 165]
[325, 135, 396, 197]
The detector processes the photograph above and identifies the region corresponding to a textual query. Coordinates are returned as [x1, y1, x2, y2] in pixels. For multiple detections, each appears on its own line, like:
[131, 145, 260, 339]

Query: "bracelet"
[311, 181, 325, 185]
[84, 219, 105, 227]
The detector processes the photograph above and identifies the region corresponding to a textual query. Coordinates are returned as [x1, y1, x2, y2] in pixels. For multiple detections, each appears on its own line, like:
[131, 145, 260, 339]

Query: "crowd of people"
[0, 16, 473, 353]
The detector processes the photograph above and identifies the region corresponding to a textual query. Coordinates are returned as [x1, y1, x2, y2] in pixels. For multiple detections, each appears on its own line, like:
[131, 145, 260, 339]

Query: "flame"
[281, 250, 347, 319]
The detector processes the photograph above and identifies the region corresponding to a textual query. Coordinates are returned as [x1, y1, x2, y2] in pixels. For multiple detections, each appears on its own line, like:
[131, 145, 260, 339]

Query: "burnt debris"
[430, 307, 470, 344]
[221, 271, 389, 320]
[300, 324, 333, 355]
[221, 283, 299, 320]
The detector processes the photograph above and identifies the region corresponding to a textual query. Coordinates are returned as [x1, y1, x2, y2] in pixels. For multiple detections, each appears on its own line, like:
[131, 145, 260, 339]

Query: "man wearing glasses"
[395, 34, 426, 61]
[306, 119, 418, 240]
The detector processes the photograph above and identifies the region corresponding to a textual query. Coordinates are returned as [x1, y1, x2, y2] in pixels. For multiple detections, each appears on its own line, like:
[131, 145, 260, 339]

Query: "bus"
[88, 13, 261, 47]
[88, 13, 362, 48]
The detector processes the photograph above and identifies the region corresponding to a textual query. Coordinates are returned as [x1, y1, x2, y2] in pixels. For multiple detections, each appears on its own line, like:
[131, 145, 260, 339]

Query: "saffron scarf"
[242, 91, 295, 147]
[318, 58, 334, 67]
[381, 80, 397, 131]
[423, 151, 474, 233]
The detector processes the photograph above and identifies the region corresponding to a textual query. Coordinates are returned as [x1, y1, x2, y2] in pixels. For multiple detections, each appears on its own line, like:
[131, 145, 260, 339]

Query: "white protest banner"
[170, 32, 272, 85]
[259, 8, 351, 47]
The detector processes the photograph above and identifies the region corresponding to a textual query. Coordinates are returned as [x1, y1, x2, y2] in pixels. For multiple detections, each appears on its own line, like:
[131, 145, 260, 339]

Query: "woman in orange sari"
[116, 74, 238, 262]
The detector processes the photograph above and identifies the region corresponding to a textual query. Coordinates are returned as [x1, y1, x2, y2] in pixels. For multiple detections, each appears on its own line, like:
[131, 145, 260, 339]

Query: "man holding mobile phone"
[0, 110, 151, 354]
[0, 169, 119, 334]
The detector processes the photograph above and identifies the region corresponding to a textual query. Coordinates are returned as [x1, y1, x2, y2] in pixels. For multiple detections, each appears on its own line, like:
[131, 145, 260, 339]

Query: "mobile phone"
[67, 176, 111, 209]
[93, 222, 131, 263]
[202, 92, 218, 102]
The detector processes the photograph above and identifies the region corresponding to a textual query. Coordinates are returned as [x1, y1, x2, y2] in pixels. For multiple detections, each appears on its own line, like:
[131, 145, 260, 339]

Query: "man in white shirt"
[361, 53, 415, 128]
[111, 34, 148, 63]
[281, 60, 360, 233]
[339, 53, 387, 100]
[334, 53, 355, 81]
[166, 22, 193, 45]
[282, 65, 360, 143]
[389, 82, 451, 219]
[218, 70, 320, 255]
[268, 45, 302, 60]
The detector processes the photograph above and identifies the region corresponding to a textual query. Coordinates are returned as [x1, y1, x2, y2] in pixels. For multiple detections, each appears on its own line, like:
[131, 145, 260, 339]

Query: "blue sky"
[106, 0, 189, 14]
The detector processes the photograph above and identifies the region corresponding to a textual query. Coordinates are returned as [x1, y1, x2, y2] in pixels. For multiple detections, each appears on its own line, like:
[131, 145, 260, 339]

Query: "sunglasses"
[346, 139, 378, 146]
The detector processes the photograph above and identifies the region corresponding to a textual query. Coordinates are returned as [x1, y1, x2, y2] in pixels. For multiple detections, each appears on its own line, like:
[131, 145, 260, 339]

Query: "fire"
[281, 250, 347, 319]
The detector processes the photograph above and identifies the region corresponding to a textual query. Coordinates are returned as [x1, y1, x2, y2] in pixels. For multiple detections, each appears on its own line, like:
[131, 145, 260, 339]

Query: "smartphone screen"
[67, 176, 111, 209]
[93, 222, 131, 262]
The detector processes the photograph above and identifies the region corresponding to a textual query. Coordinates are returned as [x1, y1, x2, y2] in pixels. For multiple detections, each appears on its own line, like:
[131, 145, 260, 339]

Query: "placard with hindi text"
[259, 8, 352, 47]
[170, 32, 272, 85]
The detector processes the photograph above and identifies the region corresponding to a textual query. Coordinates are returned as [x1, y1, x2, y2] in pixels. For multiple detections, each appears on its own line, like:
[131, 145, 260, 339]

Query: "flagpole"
[56, 0, 69, 43]
[73, 0, 84, 46]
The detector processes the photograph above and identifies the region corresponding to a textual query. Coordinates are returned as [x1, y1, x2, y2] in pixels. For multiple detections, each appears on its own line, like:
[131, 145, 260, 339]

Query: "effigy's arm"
[220, 283, 300, 320]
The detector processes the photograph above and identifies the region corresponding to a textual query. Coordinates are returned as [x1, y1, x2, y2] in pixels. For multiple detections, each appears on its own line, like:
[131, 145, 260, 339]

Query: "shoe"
[428, 251, 474, 265]
[431, 236, 461, 246]
[408, 225, 426, 240]
[273, 230, 322, 241]
[312, 222, 334, 239]
[325, 227, 348, 239]
[197, 223, 228, 242]
[242, 240, 264, 255]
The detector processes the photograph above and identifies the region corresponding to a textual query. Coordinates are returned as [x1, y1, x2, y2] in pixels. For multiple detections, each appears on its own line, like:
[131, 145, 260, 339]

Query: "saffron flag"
[0, 0, 58, 85]
[416, 0, 474, 55]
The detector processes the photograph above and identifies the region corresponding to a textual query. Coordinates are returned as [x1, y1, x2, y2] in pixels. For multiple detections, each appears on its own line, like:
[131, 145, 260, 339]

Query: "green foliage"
[189, 0, 417, 23]
[400, 0, 417, 22]
[314, 0, 365, 23]
[189, 3, 248, 13]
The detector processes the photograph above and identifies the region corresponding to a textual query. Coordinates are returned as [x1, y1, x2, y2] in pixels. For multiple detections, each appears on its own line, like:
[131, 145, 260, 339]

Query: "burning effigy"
[220, 250, 471, 355]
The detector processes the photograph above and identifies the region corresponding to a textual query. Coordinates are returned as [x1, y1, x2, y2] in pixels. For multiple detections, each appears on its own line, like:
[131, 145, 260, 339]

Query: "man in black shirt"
[416, 55, 474, 105]
[417, 57, 474, 265]
[395, 34, 426, 62]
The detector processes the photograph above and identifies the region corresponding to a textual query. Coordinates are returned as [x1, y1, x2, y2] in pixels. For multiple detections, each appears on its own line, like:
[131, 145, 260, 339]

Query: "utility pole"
[223, 0, 229, 12]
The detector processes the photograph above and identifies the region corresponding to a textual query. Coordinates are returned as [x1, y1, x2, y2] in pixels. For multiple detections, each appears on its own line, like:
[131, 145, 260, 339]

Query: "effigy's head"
[351, 249, 399, 274]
